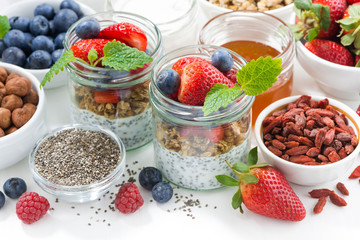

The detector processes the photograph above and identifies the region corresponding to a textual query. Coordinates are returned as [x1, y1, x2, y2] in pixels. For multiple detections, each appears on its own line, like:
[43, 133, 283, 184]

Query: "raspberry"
[115, 183, 144, 214]
[16, 192, 50, 224]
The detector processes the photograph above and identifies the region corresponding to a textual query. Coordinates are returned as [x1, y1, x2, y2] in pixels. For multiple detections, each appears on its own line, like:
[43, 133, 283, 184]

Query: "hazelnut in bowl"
[0, 62, 47, 169]
[254, 95, 360, 186]
[0, 0, 96, 89]
[198, 0, 294, 23]
[296, 41, 360, 100]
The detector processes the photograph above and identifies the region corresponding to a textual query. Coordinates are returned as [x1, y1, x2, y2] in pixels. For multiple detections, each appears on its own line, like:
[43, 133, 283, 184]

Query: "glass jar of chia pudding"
[63, 12, 163, 150]
[149, 45, 254, 190]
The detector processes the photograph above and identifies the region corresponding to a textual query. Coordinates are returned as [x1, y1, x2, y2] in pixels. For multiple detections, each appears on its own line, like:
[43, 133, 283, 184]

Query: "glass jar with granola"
[149, 45, 254, 190]
[63, 12, 163, 150]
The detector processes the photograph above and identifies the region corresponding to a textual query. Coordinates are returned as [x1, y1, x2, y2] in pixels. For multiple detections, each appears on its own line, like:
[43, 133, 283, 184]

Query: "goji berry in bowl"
[254, 95, 360, 186]
[296, 41, 360, 100]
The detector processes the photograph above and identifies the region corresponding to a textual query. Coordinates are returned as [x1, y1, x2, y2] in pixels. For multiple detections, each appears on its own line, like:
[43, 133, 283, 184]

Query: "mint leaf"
[248, 147, 258, 166]
[88, 48, 98, 65]
[41, 50, 77, 87]
[203, 83, 242, 116]
[215, 175, 239, 187]
[102, 40, 152, 71]
[0, 16, 10, 38]
[232, 162, 249, 173]
[237, 56, 282, 96]
[232, 189, 243, 213]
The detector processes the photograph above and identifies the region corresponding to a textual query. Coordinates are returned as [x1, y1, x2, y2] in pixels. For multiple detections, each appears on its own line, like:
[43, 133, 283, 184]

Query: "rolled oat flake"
[34, 128, 121, 186]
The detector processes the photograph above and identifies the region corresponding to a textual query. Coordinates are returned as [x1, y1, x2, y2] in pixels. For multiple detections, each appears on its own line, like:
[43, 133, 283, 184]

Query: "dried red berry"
[336, 182, 349, 196]
[349, 165, 360, 179]
[313, 196, 327, 214]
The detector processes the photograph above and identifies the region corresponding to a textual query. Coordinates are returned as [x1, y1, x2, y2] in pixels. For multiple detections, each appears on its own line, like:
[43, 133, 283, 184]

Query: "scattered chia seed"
[34, 128, 121, 186]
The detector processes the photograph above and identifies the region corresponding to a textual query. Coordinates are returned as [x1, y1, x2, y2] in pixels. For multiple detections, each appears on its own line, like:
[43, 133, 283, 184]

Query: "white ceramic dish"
[254, 95, 360, 186]
[198, 0, 294, 23]
[296, 41, 360, 100]
[1, 0, 96, 89]
[0, 62, 47, 169]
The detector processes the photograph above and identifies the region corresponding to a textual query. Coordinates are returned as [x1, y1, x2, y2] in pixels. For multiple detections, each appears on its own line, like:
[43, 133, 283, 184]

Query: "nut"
[0, 82, 6, 98]
[0, 67, 7, 83]
[6, 72, 20, 82]
[0, 107, 11, 129]
[5, 77, 31, 97]
[23, 103, 37, 116]
[23, 89, 39, 105]
[5, 126, 17, 135]
[0, 128, 5, 138]
[12, 107, 32, 128]
[1, 94, 23, 111]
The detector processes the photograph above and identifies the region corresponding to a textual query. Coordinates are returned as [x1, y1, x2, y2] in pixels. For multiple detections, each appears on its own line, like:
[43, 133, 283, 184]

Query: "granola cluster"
[208, 0, 293, 11]
[73, 81, 150, 119]
[156, 118, 250, 157]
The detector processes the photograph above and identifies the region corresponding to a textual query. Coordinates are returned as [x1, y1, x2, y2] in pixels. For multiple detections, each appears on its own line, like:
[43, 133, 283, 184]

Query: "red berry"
[98, 22, 147, 51]
[115, 183, 144, 214]
[223, 69, 238, 84]
[71, 38, 111, 65]
[305, 39, 354, 66]
[94, 90, 120, 104]
[16, 192, 50, 224]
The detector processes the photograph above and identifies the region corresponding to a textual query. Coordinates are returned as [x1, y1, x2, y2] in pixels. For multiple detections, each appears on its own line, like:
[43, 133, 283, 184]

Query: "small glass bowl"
[29, 124, 126, 203]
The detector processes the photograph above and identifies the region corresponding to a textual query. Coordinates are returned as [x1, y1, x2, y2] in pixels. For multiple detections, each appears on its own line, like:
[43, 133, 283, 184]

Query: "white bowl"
[254, 95, 360, 186]
[0, 62, 47, 169]
[198, 0, 294, 23]
[0, 0, 96, 89]
[296, 41, 360, 100]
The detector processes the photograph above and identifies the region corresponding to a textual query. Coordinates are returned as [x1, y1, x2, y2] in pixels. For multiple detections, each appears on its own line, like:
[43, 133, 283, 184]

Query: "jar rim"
[63, 11, 163, 87]
[198, 10, 294, 61]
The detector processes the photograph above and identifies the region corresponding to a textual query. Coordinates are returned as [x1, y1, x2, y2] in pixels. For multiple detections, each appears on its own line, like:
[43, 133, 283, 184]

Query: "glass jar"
[105, 0, 204, 53]
[64, 12, 163, 151]
[149, 45, 254, 190]
[199, 11, 295, 125]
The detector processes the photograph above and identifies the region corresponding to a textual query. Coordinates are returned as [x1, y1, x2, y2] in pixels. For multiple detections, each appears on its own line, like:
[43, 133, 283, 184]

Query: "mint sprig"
[202, 56, 282, 116]
[41, 40, 153, 88]
[0, 16, 10, 38]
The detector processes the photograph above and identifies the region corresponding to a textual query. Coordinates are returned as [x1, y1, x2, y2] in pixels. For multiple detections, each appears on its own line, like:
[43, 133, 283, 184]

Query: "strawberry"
[98, 22, 147, 51]
[71, 38, 111, 65]
[305, 39, 354, 66]
[293, 0, 347, 40]
[180, 125, 224, 143]
[216, 147, 306, 221]
[172, 56, 208, 75]
[338, 3, 360, 47]
[347, 0, 360, 4]
[178, 61, 234, 106]
[94, 90, 120, 103]
[166, 90, 179, 101]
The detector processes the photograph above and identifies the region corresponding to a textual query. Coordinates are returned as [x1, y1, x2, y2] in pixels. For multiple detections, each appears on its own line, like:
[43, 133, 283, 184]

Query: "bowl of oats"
[198, 0, 294, 23]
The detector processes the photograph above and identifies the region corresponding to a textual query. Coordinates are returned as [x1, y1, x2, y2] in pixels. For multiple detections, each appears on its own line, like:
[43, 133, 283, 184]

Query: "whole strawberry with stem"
[337, 3, 360, 51]
[216, 147, 306, 221]
[292, 0, 347, 41]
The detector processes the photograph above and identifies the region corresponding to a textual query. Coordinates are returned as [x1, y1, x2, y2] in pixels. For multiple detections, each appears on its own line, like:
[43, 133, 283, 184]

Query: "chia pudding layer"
[154, 137, 250, 190]
[71, 104, 153, 150]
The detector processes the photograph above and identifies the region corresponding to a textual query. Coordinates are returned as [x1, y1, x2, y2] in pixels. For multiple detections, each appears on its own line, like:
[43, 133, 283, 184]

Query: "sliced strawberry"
[180, 125, 224, 143]
[178, 61, 234, 106]
[172, 57, 208, 75]
[71, 38, 111, 65]
[305, 39, 354, 66]
[94, 90, 120, 104]
[98, 22, 147, 51]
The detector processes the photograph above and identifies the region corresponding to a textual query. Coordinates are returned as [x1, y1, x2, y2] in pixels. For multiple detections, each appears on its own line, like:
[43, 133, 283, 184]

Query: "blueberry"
[0, 191, 5, 209]
[54, 32, 66, 49]
[156, 69, 181, 95]
[48, 20, 56, 36]
[3, 177, 27, 199]
[29, 15, 49, 36]
[60, 0, 83, 18]
[28, 50, 52, 69]
[3, 29, 26, 49]
[139, 167, 162, 190]
[75, 18, 100, 39]
[23, 32, 34, 55]
[211, 48, 234, 73]
[145, 48, 152, 56]
[0, 40, 5, 56]
[8, 16, 30, 32]
[2, 47, 26, 67]
[34, 3, 55, 20]
[53, 9, 78, 33]
[32, 35, 54, 53]
[51, 48, 64, 64]
[152, 182, 173, 203]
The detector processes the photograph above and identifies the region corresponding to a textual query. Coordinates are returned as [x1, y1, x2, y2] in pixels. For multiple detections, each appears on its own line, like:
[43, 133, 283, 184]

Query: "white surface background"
[1, 0, 360, 239]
